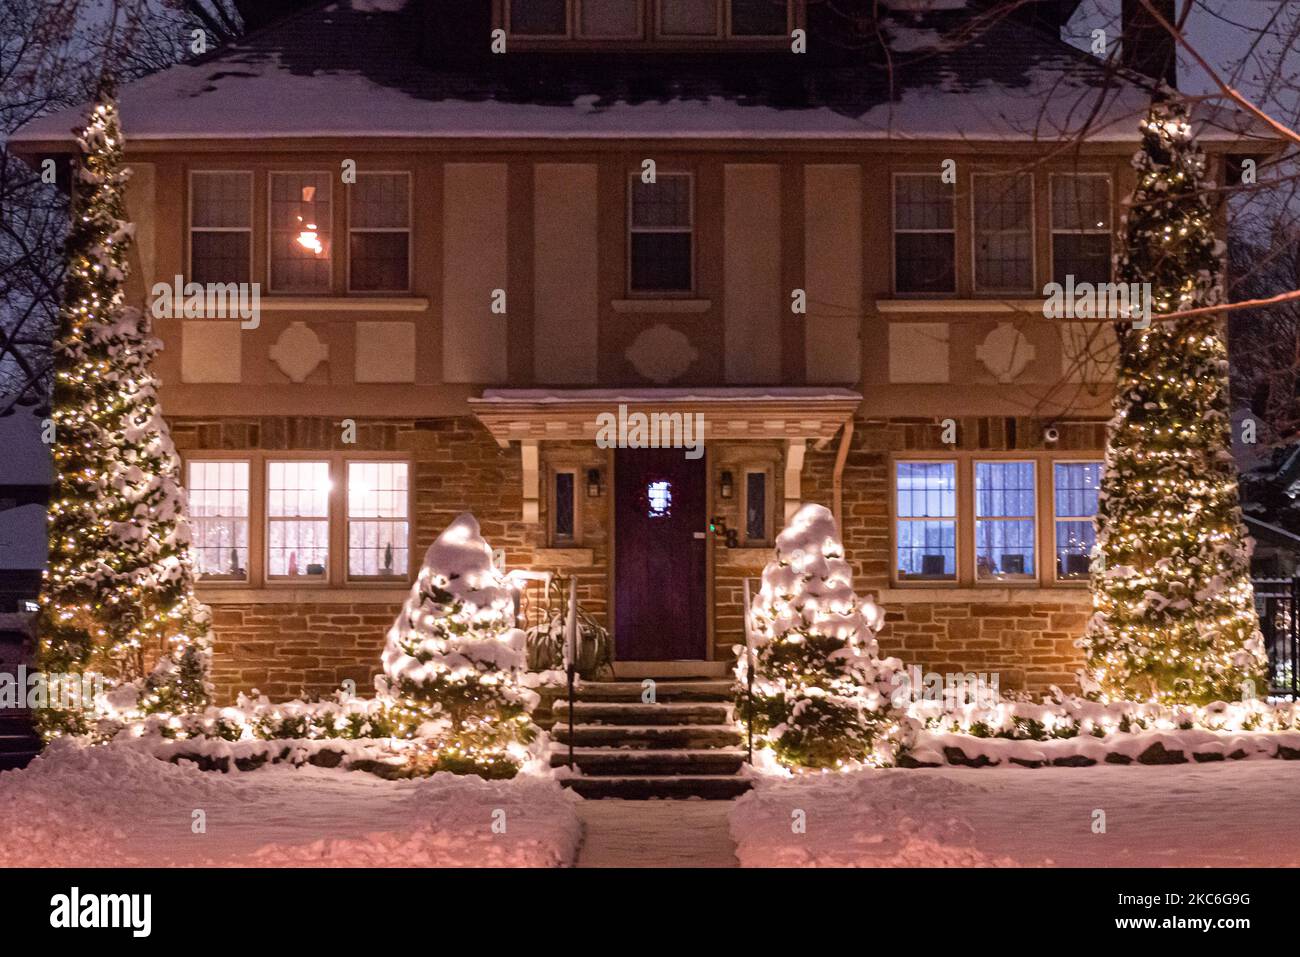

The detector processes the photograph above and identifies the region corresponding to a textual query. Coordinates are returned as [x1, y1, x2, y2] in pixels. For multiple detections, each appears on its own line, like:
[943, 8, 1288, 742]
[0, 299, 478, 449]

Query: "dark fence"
[1254, 577, 1300, 698]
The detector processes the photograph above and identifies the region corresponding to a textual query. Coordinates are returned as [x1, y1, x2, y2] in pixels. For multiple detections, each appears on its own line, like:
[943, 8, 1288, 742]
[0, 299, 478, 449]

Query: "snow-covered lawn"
[731, 762, 1300, 867]
[0, 742, 581, 867]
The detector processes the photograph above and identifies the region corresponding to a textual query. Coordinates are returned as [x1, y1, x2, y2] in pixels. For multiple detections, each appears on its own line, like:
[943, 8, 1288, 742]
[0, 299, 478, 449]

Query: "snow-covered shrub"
[737, 504, 911, 769]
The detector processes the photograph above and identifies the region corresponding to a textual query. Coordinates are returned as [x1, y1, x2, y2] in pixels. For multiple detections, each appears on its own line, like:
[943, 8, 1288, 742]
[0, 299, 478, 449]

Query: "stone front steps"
[0, 712, 41, 771]
[551, 677, 752, 800]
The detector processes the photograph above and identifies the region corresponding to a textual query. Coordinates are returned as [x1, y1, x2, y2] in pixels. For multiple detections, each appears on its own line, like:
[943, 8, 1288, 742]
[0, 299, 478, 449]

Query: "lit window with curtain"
[187, 460, 249, 580]
[267, 461, 330, 578]
[1054, 461, 1101, 579]
[973, 173, 1033, 292]
[895, 461, 957, 581]
[1051, 174, 1112, 284]
[975, 461, 1036, 580]
[893, 173, 956, 294]
[347, 462, 409, 579]
[270, 172, 331, 292]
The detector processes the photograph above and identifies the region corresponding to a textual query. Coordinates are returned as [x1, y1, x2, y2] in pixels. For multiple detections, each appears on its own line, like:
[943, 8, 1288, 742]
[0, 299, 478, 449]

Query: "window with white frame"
[894, 174, 956, 294]
[349, 173, 410, 292]
[1051, 174, 1112, 285]
[975, 461, 1036, 580]
[973, 173, 1034, 292]
[187, 460, 249, 580]
[347, 461, 409, 579]
[267, 461, 330, 579]
[190, 172, 252, 285]
[629, 173, 693, 293]
[552, 470, 577, 544]
[270, 172, 331, 292]
[1054, 461, 1101, 580]
[895, 461, 957, 581]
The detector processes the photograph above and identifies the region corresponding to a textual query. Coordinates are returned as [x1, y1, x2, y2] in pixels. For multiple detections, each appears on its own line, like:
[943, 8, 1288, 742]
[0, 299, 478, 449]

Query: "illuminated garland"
[37, 82, 213, 737]
[1081, 98, 1267, 705]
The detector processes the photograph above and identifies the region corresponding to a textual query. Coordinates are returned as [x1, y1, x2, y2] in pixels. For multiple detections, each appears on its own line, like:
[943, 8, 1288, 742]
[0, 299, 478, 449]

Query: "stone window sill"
[259, 296, 428, 312]
[611, 298, 711, 314]
[197, 587, 409, 605]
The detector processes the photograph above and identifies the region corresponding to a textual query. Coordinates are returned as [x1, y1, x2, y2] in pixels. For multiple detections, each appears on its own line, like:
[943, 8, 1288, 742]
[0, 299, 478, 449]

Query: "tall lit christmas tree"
[738, 504, 907, 769]
[38, 83, 213, 734]
[381, 513, 537, 776]
[1081, 98, 1266, 705]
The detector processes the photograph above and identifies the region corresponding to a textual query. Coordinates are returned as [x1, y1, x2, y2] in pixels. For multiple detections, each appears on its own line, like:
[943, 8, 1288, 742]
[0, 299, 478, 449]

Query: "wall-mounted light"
[586, 468, 602, 498]
[719, 470, 734, 499]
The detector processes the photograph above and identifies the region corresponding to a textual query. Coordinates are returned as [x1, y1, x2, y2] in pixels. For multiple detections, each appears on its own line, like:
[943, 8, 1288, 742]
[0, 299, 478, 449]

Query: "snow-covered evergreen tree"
[38, 83, 212, 734]
[737, 503, 908, 768]
[381, 513, 537, 776]
[1082, 98, 1267, 705]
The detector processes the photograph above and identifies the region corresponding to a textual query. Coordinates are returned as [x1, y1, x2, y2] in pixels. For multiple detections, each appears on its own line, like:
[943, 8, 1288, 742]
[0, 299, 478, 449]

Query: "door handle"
[693, 532, 707, 539]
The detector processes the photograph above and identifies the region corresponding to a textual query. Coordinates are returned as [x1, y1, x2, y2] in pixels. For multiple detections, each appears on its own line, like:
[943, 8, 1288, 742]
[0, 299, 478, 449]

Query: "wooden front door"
[614, 447, 708, 660]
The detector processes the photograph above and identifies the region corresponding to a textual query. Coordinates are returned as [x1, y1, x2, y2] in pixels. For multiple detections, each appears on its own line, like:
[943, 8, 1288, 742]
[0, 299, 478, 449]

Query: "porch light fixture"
[719, 470, 734, 499]
[586, 468, 602, 498]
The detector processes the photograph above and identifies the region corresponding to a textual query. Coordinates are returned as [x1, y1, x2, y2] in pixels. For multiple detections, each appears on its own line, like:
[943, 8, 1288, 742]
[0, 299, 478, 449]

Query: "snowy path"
[731, 761, 1300, 867]
[0, 743, 582, 867]
[576, 801, 739, 868]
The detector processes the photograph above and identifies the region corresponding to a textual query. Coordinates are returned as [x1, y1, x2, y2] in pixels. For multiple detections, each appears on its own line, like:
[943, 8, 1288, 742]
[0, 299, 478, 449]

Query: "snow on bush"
[0, 740, 580, 867]
[737, 504, 910, 769]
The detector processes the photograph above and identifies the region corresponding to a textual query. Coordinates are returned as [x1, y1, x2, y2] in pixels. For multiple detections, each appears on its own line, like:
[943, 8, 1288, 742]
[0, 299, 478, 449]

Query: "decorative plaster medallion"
[975, 322, 1035, 383]
[269, 321, 329, 383]
[625, 324, 698, 384]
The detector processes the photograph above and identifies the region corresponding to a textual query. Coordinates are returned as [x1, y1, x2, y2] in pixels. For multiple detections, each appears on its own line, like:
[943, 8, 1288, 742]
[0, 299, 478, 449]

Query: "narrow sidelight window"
[973, 173, 1034, 292]
[896, 461, 957, 580]
[1051, 174, 1112, 284]
[349, 172, 410, 292]
[187, 460, 249, 580]
[347, 462, 409, 579]
[629, 173, 693, 292]
[553, 471, 576, 542]
[1054, 461, 1101, 579]
[190, 172, 251, 285]
[975, 461, 1036, 580]
[269, 172, 331, 292]
[267, 460, 330, 579]
[744, 470, 768, 543]
[893, 173, 956, 294]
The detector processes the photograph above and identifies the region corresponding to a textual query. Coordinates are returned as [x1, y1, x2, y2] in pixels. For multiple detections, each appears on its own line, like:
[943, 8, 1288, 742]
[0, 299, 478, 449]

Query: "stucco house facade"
[12, 0, 1264, 704]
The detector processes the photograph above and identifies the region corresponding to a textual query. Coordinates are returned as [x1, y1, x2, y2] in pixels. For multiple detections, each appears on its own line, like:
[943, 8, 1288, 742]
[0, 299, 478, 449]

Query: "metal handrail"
[563, 575, 578, 770]
[742, 576, 756, 764]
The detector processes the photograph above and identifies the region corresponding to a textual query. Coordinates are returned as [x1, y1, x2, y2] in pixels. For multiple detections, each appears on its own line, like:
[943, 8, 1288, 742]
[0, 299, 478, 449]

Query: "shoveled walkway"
[574, 800, 739, 868]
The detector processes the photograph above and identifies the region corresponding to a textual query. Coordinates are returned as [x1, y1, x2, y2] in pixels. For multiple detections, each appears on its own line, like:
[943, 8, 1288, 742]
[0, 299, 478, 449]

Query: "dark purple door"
[614, 447, 707, 660]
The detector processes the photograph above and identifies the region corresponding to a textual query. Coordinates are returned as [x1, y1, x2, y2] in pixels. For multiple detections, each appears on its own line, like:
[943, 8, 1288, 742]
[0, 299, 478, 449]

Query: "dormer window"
[504, 1, 793, 42]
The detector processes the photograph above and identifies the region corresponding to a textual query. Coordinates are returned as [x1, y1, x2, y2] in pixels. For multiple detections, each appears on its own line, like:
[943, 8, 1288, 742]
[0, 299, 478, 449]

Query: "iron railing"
[563, 575, 578, 769]
[742, 577, 756, 764]
[1254, 576, 1300, 698]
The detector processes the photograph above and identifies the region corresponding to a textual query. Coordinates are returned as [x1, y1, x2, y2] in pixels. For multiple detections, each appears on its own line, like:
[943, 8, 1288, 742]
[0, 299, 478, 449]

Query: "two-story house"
[12, 0, 1266, 703]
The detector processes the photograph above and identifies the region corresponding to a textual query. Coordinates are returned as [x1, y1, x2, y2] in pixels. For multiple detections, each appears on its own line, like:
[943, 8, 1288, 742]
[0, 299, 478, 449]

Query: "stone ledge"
[873, 587, 1091, 605]
[197, 588, 409, 605]
[532, 548, 596, 566]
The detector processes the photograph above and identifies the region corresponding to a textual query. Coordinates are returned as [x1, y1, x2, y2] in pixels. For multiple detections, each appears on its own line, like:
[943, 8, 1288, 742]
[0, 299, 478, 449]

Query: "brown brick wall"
[179, 413, 1101, 703]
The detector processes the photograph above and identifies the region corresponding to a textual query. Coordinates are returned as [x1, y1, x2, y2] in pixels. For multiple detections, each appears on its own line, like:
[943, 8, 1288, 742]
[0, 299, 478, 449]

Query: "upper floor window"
[973, 173, 1034, 293]
[895, 461, 957, 581]
[270, 172, 331, 293]
[509, 0, 569, 35]
[1054, 461, 1101, 580]
[1051, 173, 1112, 285]
[190, 171, 251, 285]
[893, 173, 956, 294]
[629, 173, 693, 293]
[349, 172, 411, 293]
[975, 461, 1036, 581]
[507, 0, 789, 40]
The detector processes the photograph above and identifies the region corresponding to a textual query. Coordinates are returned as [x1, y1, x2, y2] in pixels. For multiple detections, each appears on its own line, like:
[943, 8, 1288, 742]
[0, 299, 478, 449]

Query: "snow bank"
[0, 740, 581, 867]
[732, 760, 1300, 867]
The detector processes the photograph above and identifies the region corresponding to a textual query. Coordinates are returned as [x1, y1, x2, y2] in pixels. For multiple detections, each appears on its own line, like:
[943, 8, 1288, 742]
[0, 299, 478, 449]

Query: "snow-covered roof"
[9, 0, 1266, 148]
